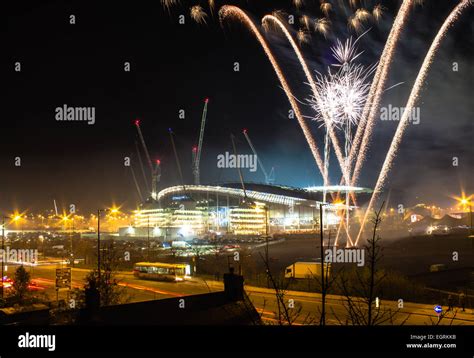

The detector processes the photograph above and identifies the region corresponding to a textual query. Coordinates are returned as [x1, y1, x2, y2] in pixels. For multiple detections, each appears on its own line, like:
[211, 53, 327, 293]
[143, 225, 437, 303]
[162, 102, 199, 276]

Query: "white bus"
[133, 262, 191, 282]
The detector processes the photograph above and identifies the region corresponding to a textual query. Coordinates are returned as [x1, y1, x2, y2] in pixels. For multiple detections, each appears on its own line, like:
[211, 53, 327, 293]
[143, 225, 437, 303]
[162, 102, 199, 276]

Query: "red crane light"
[156, 159, 161, 165]
[204, 97, 209, 103]
[134, 119, 140, 126]
[192, 146, 198, 152]
[242, 128, 248, 134]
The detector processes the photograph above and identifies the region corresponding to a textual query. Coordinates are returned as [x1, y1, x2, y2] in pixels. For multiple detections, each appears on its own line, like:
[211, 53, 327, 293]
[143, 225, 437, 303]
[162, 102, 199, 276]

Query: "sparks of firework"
[191, 5, 208, 24]
[350, 0, 415, 189]
[161, 0, 178, 11]
[314, 17, 331, 38]
[311, 62, 375, 129]
[300, 15, 311, 30]
[355, 8, 372, 22]
[320, 2, 332, 16]
[335, 0, 415, 248]
[293, 0, 304, 9]
[262, 14, 350, 188]
[219, 6, 327, 181]
[354, 0, 472, 246]
[372, 4, 385, 22]
[348, 15, 363, 33]
[331, 33, 366, 65]
[297, 28, 310, 44]
[310, 33, 375, 128]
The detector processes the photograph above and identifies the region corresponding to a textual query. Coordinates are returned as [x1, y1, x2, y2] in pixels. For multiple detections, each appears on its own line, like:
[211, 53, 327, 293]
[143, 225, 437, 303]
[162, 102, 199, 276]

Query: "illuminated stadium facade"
[122, 183, 373, 239]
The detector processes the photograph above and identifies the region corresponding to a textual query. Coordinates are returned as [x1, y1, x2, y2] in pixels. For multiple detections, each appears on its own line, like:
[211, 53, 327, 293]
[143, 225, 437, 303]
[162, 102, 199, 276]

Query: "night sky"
[5, 0, 473, 214]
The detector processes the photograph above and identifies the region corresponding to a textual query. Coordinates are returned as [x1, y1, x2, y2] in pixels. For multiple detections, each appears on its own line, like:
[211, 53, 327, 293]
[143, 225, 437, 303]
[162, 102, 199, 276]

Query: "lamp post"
[319, 202, 330, 326]
[97, 209, 110, 280]
[69, 216, 75, 267]
[1, 216, 6, 300]
[263, 205, 269, 287]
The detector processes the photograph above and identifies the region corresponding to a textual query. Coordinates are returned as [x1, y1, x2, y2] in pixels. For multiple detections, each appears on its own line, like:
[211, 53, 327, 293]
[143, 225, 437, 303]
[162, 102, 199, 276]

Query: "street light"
[456, 194, 473, 247]
[318, 202, 330, 326]
[97, 208, 111, 280]
[96, 206, 121, 278]
[248, 201, 270, 287]
[61, 215, 75, 267]
[1, 214, 21, 299]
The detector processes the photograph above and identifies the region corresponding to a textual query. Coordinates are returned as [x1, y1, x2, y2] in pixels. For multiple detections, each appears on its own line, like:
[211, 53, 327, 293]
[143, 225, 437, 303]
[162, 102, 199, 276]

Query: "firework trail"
[354, 0, 472, 246]
[312, 31, 374, 211]
[312, 37, 375, 246]
[262, 14, 352, 189]
[191, 5, 208, 25]
[335, 0, 414, 246]
[348, 0, 414, 189]
[219, 6, 327, 182]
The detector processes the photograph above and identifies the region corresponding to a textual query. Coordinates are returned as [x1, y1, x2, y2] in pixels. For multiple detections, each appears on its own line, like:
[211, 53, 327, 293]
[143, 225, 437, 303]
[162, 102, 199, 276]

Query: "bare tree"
[335, 202, 410, 325]
[259, 252, 315, 325]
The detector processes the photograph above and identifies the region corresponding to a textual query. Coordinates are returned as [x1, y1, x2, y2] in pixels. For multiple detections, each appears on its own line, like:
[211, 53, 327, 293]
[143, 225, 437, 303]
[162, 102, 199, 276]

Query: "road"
[17, 264, 474, 325]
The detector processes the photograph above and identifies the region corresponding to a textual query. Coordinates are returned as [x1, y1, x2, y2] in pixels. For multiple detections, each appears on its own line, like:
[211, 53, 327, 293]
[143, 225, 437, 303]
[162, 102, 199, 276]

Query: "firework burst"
[297, 28, 310, 44]
[349, 0, 358, 8]
[331, 34, 365, 65]
[348, 15, 363, 33]
[372, 4, 385, 22]
[293, 0, 304, 9]
[310, 33, 375, 127]
[161, 0, 178, 11]
[314, 17, 331, 38]
[355, 8, 372, 22]
[191, 5, 208, 25]
[311, 63, 375, 129]
[320, 2, 332, 16]
[300, 15, 311, 30]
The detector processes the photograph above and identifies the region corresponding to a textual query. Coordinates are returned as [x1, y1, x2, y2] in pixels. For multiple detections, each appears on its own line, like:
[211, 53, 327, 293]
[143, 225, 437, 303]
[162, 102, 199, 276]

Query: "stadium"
[121, 183, 373, 240]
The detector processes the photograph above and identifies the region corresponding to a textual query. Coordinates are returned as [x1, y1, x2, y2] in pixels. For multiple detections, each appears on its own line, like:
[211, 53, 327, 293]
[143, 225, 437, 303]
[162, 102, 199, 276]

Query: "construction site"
[121, 98, 373, 240]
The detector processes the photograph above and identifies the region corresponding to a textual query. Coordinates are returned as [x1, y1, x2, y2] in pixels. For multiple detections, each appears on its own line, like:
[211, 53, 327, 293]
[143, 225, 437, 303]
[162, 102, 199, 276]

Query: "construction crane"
[242, 128, 275, 185]
[151, 159, 161, 200]
[134, 119, 161, 200]
[129, 155, 144, 203]
[191, 98, 209, 185]
[231, 133, 250, 206]
[134, 119, 153, 174]
[169, 128, 186, 193]
[135, 140, 150, 193]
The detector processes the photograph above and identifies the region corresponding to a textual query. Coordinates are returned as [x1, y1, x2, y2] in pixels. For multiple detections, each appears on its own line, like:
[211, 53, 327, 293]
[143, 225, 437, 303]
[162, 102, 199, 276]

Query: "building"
[120, 183, 373, 240]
